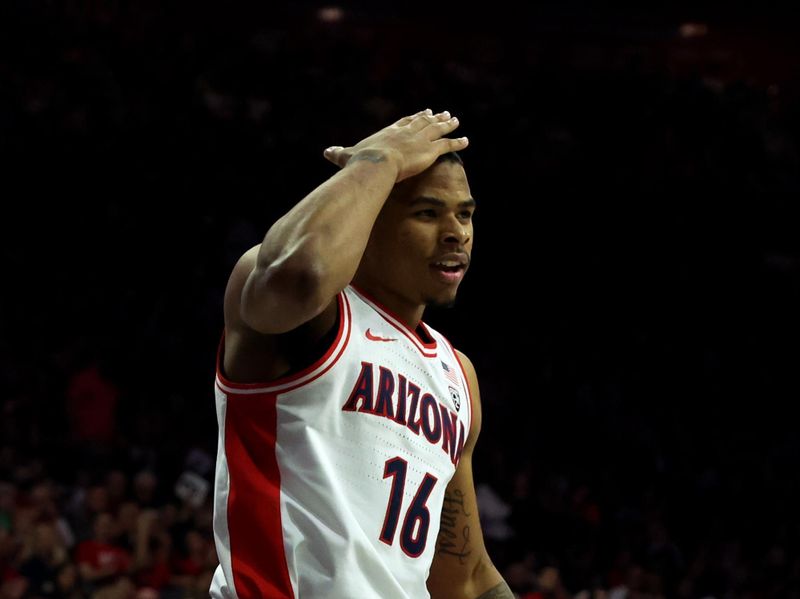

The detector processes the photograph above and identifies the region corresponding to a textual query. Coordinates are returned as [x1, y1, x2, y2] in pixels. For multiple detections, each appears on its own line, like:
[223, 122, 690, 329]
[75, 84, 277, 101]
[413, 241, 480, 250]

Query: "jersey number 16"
[379, 457, 438, 557]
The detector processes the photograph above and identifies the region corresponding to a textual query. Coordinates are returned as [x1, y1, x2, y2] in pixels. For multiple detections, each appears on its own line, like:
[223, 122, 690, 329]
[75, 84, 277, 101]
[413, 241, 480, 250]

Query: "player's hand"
[322, 108, 468, 182]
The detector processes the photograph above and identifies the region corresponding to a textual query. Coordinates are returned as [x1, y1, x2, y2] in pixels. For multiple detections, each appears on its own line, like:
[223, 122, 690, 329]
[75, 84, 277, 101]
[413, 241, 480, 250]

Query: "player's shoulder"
[454, 348, 477, 382]
[454, 348, 472, 368]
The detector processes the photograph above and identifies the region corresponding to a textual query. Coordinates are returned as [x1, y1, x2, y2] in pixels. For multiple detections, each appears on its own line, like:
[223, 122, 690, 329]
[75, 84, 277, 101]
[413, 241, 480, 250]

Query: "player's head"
[356, 152, 474, 311]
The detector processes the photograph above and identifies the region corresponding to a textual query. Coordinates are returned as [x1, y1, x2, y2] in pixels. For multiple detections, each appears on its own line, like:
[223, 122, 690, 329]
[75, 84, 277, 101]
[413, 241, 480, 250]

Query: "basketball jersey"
[210, 285, 473, 599]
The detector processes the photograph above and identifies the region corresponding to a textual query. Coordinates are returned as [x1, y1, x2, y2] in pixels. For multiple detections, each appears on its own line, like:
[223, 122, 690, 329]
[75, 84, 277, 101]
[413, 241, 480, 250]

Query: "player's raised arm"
[238, 109, 468, 335]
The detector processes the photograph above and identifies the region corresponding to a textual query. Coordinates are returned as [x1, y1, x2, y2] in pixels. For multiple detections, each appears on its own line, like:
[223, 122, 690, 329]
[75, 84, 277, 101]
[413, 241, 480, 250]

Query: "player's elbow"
[470, 553, 498, 585]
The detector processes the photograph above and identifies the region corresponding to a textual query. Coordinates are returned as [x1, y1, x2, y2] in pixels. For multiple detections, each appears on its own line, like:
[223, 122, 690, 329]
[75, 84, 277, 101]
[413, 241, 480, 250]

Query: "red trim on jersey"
[446, 340, 474, 435]
[216, 291, 351, 394]
[214, 294, 355, 596]
[224, 387, 294, 598]
[349, 285, 438, 358]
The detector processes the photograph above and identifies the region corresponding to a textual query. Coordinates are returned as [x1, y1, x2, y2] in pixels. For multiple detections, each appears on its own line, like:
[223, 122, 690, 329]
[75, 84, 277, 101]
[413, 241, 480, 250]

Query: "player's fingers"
[408, 108, 448, 131]
[323, 145, 347, 167]
[433, 136, 469, 154]
[424, 115, 461, 138]
[395, 108, 433, 126]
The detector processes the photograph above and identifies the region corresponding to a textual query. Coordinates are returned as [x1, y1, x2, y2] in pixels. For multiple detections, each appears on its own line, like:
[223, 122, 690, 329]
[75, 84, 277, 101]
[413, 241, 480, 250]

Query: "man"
[211, 109, 513, 599]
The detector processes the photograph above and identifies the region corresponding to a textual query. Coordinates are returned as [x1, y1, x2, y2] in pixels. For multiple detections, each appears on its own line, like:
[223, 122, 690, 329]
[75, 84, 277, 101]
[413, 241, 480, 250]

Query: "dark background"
[2, 1, 800, 597]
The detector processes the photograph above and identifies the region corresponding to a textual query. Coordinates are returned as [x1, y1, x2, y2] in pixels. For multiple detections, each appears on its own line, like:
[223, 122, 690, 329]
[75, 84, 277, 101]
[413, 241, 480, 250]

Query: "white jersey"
[210, 285, 473, 599]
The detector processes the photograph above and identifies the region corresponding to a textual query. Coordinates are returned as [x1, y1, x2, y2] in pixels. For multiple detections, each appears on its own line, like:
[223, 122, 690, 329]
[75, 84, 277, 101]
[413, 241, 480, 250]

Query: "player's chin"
[424, 287, 460, 310]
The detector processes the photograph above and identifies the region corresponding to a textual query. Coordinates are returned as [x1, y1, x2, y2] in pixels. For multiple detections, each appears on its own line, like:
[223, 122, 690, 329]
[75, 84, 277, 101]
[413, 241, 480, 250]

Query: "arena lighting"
[318, 6, 345, 23]
[678, 22, 709, 38]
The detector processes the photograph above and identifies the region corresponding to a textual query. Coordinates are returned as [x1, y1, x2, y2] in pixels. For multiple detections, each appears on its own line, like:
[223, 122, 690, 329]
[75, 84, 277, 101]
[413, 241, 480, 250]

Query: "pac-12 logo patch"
[448, 386, 461, 412]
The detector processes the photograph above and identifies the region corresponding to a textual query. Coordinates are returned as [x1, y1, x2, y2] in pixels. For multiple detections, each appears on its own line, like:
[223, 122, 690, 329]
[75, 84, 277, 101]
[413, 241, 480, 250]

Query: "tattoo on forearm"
[475, 581, 515, 599]
[436, 488, 472, 564]
[346, 150, 386, 164]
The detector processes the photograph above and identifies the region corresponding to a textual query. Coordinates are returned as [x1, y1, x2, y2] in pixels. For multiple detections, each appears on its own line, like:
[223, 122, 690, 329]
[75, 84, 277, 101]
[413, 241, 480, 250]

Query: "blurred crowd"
[2, 2, 799, 598]
[0, 456, 217, 599]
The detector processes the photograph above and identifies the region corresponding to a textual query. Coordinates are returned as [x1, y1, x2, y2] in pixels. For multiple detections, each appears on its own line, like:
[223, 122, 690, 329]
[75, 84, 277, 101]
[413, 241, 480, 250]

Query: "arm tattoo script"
[346, 150, 387, 164]
[436, 488, 472, 564]
[475, 581, 515, 599]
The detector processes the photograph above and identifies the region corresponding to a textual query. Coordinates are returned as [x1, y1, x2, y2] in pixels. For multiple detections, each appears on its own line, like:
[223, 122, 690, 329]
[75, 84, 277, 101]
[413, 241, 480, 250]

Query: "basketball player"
[211, 109, 513, 599]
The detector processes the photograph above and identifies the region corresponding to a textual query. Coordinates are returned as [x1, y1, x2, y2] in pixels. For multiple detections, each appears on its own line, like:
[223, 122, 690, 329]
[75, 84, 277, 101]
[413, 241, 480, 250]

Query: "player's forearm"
[467, 558, 512, 599]
[256, 149, 399, 305]
[430, 578, 513, 599]
[474, 581, 514, 599]
[430, 552, 511, 599]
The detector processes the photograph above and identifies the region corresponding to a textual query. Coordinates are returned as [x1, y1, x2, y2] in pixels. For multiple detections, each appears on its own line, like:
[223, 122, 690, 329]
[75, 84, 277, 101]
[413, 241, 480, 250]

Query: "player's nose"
[440, 222, 470, 245]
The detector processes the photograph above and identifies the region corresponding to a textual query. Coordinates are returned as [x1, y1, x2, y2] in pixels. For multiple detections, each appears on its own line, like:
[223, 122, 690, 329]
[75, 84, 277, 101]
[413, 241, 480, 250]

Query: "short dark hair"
[434, 151, 463, 166]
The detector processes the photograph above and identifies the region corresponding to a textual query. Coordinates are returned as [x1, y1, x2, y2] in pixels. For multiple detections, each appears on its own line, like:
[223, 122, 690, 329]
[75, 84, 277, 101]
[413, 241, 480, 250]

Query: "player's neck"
[350, 277, 425, 331]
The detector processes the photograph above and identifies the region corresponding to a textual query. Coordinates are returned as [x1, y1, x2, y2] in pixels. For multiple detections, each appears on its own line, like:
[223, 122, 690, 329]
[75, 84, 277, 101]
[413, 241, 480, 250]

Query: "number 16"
[379, 457, 439, 558]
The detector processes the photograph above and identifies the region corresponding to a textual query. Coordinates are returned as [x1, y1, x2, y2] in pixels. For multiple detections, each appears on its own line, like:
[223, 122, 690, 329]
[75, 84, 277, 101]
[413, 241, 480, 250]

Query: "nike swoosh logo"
[365, 328, 397, 342]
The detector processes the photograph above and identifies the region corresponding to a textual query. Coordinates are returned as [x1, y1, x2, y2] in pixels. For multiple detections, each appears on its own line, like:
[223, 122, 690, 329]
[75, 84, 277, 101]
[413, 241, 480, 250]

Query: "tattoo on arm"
[475, 581, 515, 599]
[436, 488, 472, 564]
[346, 150, 387, 165]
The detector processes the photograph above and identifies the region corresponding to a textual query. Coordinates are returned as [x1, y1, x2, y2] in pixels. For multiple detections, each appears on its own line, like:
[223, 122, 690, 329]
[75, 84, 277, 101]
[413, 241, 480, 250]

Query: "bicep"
[229, 242, 331, 336]
[222, 245, 338, 382]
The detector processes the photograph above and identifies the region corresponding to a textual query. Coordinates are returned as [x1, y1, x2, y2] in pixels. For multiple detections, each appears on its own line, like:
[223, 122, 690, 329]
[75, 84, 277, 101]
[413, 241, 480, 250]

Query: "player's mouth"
[430, 253, 469, 285]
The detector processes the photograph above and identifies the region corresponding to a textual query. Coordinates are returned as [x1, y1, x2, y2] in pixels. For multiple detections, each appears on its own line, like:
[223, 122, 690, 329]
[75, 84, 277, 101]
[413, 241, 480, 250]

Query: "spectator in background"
[171, 530, 216, 598]
[67, 486, 109, 544]
[131, 473, 158, 511]
[52, 562, 83, 599]
[66, 363, 119, 446]
[74, 513, 132, 598]
[18, 521, 69, 597]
